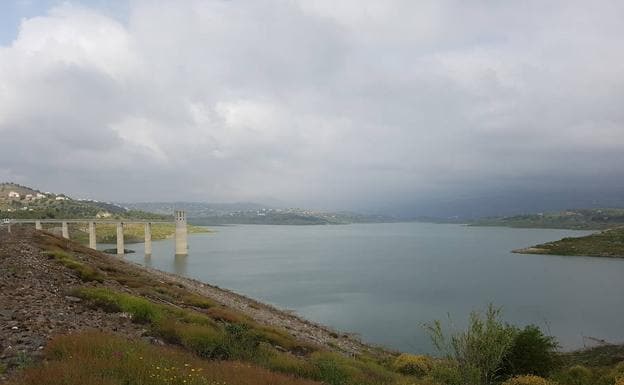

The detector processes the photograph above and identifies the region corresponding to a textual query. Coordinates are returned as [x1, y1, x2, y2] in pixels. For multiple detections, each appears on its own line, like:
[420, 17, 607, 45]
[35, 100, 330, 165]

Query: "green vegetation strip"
[44, 249, 103, 282]
[7, 331, 321, 385]
[514, 227, 624, 258]
[73, 287, 407, 385]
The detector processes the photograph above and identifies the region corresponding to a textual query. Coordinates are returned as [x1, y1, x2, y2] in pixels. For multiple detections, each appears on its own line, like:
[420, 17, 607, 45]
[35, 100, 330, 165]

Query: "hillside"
[470, 208, 624, 230]
[0, 183, 166, 220]
[125, 201, 397, 225]
[513, 227, 624, 258]
[0, 183, 209, 243]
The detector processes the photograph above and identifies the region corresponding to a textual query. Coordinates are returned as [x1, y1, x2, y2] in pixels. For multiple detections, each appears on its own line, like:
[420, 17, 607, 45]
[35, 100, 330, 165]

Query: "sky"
[1, 1, 624, 217]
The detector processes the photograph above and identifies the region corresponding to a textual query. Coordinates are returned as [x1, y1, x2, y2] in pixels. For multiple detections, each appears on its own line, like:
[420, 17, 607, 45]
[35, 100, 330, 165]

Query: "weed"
[502, 375, 554, 385]
[426, 304, 517, 385]
[15, 352, 33, 370]
[44, 248, 103, 282]
[7, 331, 320, 385]
[181, 294, 216, 309]
[75, 287, 165, 323]
[392, 353, 433, 376]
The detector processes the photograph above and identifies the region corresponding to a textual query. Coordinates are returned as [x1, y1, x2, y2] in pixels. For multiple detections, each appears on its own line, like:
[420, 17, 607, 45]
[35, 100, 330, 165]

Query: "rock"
[0, 310, 14, 319]
[145, 337, 165, 346]
[64, 296, 82, 303]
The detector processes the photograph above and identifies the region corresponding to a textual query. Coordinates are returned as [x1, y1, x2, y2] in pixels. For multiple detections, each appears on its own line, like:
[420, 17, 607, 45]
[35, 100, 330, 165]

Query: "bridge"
[2, 210, 188, 256]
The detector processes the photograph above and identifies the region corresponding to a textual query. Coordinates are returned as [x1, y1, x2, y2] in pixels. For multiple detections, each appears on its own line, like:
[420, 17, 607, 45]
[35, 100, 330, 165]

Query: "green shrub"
[392, 353, 433, 376]
[614, 361, 624, 378]
[500, 325, 559, 378]
[310, 352, 351, 385]
[222, 323, 263, 360]
[308, 351, 401, 385]
[425, 304, 517, 385]
[264, 351, 316, 378]
[551, 365, 593, 385]
[177, 323, 230, 359]
[429, 360, 479, 385]
[502, 375, 554, 385]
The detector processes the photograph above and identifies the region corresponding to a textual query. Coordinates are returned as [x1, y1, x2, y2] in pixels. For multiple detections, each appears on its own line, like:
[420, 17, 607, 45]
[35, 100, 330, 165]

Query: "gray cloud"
[1, 1, 624, 216]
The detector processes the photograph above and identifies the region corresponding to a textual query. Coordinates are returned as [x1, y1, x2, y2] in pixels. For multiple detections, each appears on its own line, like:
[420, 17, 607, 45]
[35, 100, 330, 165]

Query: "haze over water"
[120, 223, 624, 354]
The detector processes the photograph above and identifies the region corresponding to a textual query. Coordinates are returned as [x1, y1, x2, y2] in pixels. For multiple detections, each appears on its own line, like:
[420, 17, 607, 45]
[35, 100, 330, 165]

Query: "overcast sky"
[1, 1, 623, 216]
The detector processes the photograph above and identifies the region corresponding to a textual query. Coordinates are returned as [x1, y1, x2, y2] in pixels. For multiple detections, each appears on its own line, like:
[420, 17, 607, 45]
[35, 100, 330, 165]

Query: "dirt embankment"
[0, 227, 384, 382]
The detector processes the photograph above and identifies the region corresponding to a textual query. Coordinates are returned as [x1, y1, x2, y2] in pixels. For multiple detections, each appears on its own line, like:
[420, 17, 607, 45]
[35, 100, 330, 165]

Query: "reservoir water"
[117, 222, 624, 354]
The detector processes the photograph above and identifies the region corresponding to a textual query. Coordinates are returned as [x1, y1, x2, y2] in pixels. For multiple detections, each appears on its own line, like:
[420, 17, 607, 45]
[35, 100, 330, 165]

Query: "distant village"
[1, 185, 69, 212]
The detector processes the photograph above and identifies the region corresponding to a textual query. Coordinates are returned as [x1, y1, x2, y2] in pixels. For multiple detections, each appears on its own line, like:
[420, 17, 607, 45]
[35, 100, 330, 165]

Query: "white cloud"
[1, 0, 623, 213]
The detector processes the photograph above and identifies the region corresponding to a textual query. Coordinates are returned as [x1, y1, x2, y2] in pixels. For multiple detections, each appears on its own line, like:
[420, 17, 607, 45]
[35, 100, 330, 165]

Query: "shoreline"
[0, 227, 393, 382]
[3, 227, 624, 384]
[128, 260, 387, 357]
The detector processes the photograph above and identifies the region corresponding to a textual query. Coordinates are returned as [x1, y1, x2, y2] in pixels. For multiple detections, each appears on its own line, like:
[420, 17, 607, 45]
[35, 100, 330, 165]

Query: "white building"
[8, 191, 20, 199]
[55, 196, 69, 201]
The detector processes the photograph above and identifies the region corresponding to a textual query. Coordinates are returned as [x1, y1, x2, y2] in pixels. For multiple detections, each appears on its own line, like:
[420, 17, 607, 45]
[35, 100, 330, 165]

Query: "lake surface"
[116, 223, 624, 354]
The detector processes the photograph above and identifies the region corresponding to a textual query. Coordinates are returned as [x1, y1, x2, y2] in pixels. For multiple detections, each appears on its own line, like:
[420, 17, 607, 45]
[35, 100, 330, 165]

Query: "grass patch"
[205, 306, 251, 324]
[561, 344, 624, 367]
[73, 287, 406, 385]
[75, 287, 166, 323]
[44, 248, 103, 282]
[254, 325, 318, 354]
[7, 331, 321, 385]
[181, 293, 217, 309]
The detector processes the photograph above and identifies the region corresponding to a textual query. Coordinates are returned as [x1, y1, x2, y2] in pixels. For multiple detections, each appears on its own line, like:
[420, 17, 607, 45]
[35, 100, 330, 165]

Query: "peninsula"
[513, 227, 624, 259]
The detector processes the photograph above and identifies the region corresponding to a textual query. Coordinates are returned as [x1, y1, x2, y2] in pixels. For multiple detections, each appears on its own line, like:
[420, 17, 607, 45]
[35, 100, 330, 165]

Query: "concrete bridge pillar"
[144, 222, 152, 256]
[61, 221, 69, 239]
[116, 222, 124, 255]
[88, 221, 97, 250]
[35, 220, 42, 230]
[174, 210, 188, 256]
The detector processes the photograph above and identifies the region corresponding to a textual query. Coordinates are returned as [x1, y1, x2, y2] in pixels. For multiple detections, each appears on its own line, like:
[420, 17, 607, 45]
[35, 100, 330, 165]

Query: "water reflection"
[173, 255, 188, 276]
[143, 255, 153, 268]
[123, 224, 624, 353]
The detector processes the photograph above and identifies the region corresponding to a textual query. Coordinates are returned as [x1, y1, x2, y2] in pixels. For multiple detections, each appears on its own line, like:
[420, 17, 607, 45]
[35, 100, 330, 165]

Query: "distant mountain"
[121, 202, 270, 217]
[0, 183, 166, 220]
[123, 201, 398, 225]
[470, 208, 624, 230]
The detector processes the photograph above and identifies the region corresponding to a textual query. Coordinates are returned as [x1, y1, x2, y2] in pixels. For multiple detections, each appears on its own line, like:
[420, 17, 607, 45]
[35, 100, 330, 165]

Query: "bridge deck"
[5, 219, 171, 224]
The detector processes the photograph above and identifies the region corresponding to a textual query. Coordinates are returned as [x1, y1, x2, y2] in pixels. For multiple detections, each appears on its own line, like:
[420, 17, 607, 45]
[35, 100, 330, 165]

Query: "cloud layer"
[1, 1, 624, 215]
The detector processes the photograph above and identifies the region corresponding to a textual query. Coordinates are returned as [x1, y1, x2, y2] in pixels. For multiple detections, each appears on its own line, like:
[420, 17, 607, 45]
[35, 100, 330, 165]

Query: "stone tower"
[174, 210, 188, 256]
